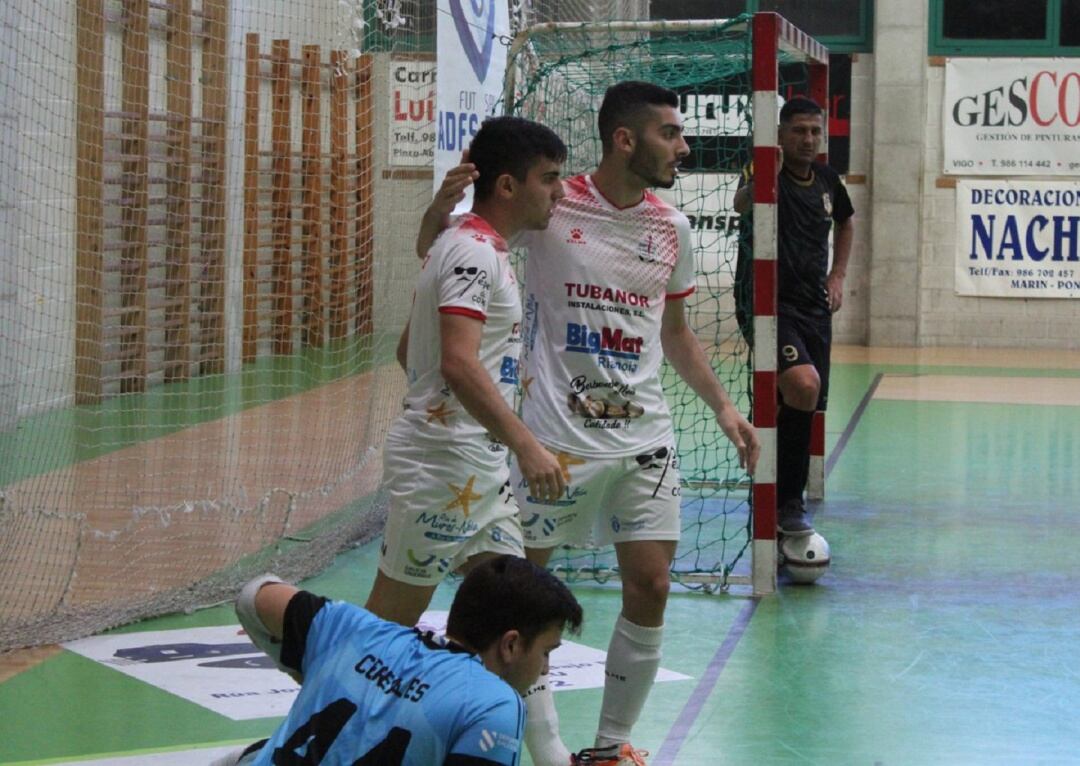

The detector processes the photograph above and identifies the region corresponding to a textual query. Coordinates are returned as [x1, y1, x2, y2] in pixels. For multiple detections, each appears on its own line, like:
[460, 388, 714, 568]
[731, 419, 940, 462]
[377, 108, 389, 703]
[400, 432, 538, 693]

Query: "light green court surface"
[2, 354, 1078, 766]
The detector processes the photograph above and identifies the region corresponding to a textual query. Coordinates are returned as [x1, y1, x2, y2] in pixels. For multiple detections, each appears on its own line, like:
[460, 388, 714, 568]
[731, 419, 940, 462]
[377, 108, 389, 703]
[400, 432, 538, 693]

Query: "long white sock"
[595, 615, 663, 749]
[524, 673, 572, 766]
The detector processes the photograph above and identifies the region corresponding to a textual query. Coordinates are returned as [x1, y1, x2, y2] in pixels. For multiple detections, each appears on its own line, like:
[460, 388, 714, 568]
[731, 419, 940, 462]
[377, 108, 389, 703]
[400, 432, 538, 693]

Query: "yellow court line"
[831, 344, 1080, 370]
[876, 374, 1080, 407]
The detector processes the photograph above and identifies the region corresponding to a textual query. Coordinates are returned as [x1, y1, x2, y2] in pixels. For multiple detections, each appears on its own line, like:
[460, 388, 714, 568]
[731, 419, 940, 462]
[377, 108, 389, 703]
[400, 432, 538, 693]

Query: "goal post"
[503, 12, 829, 595]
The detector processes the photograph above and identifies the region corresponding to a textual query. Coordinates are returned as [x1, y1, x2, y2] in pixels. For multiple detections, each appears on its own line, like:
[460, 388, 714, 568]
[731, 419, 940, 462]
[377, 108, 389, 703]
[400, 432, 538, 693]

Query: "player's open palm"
[517, 442, 566, 503]
[716, 407, 760, 476]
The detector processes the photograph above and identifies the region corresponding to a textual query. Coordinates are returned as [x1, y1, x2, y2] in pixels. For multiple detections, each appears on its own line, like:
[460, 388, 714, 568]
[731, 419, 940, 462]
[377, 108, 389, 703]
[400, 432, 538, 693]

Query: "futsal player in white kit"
[364, 117, 568, 629]
[421, 83, 760, 766]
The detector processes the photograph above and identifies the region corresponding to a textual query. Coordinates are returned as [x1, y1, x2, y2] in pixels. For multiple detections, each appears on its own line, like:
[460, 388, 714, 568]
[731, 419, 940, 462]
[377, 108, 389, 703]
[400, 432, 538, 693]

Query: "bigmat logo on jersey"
[565, 323, 644, 372]
[944, 59, 1080, 175]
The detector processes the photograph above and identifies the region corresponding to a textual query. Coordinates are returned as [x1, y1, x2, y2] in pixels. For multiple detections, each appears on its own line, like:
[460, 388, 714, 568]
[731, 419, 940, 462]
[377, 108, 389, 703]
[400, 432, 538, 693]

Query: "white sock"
[524, 673, 573, 766]
[595, 615, 663, 749]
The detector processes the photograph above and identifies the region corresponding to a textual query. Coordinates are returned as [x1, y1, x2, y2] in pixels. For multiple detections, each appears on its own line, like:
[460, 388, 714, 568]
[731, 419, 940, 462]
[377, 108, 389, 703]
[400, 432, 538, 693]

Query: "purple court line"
[652, 598, 759, 766]
[825, 372, 884, 479]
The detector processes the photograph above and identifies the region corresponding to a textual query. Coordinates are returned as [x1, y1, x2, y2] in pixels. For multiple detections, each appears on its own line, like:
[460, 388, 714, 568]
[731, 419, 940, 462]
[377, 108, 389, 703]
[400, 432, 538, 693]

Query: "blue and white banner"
[435, 0, 509, 209]
[944, 58, 1080, 175]
[956, 179, 1080, 298]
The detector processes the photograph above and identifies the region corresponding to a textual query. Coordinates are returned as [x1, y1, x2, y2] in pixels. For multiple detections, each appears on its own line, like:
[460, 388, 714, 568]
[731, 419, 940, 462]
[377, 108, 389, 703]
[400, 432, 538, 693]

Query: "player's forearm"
[662, 326, 737, 417]
[830, 217, 854, 278]
[441, 357, 539, 456]
[416, 207, 443, 259]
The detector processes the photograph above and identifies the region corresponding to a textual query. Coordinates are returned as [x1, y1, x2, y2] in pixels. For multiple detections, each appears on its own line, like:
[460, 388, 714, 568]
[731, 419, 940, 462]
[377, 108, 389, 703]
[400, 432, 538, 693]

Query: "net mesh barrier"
[505, 15, 810, 589]
[0, 2, 813, 650]
[0, 1, 444, 651]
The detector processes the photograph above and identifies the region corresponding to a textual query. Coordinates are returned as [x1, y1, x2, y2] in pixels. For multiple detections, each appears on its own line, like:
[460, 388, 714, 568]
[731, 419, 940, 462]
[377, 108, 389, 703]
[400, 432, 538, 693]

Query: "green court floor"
[1, 355, 1078, 765]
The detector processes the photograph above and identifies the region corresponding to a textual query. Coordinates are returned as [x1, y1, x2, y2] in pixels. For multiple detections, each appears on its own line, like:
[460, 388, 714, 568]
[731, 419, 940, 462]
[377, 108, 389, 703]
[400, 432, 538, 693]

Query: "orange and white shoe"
[570, 744, 650, 765]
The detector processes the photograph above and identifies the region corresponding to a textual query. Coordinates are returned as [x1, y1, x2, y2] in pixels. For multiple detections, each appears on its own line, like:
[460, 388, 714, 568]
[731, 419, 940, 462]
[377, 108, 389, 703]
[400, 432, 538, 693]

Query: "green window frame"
[929, 0, 1080, 56]
[648, 0, 874, 52]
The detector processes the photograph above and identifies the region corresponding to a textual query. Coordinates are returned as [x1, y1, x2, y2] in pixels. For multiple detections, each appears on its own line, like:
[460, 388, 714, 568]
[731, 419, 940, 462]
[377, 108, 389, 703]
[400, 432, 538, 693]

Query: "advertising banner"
[956, 179, 1080, 297]
[435, 0, 509, 208]
[389, 58, 436, 167]
[944, 58, 1080, 175]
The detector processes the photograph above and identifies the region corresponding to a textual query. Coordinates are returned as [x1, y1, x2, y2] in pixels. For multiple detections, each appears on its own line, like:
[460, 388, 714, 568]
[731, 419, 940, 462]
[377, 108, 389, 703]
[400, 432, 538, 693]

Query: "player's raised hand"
[716, 406, 760, 476]
[517, 441, 566, 503]
[418, 150, 479, 258]
[433, 150, 478, 219]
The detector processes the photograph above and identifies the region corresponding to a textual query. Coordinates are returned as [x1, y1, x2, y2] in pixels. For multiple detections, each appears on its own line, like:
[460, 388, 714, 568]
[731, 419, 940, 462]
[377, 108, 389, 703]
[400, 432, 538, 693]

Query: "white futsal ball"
[780, 532, 831, 584]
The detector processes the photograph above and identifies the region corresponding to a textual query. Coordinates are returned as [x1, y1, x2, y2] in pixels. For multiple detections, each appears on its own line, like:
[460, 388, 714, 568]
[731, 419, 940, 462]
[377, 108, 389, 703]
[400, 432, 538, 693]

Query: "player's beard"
[628, 141, 676, 189]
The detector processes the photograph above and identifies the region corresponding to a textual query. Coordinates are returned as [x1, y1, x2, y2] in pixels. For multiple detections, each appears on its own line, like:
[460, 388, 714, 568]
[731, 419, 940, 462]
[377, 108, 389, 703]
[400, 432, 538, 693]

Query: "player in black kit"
[733, 96, 855, 536]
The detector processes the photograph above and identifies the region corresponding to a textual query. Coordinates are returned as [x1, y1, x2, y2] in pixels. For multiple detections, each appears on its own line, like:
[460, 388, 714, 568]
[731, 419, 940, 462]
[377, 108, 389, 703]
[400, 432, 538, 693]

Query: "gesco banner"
[956, 179, 1080, 298]
[435, 0, 509, 209]
[944, 58, 1080, 175]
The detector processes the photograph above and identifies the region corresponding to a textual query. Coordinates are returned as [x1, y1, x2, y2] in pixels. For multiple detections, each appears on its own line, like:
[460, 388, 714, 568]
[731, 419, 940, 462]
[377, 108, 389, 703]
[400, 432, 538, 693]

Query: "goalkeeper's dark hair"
[447, 555, 583, 651]
[597, 80, 680, 154]
[780, 96, 823, 124]
[469, 116, 567, 202]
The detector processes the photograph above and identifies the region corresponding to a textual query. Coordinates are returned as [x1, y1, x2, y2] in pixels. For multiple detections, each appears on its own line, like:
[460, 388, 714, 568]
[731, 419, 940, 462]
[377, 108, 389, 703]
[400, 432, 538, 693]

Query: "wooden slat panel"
[119, 0, 149, 394]
[329, 51, 350, 340]
[301, 45, 323, 348]
[75, 0, 105, 404]
[243, 33, 260, 362]
[271, 39, 293, 355]
[164, 0, 192, 382]
[198, 0, 228, 375]
[354, 54, 374, 337]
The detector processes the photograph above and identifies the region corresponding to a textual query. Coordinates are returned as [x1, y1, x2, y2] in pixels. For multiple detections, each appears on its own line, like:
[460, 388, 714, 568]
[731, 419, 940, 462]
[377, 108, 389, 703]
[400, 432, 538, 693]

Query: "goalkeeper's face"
[517, 157, 566, 230]
[628, 105, 690, 189]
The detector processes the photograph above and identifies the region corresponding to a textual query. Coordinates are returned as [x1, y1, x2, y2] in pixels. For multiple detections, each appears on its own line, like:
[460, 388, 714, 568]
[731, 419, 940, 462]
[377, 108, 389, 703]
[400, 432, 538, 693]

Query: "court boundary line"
[652, 599, 759, 766]
[825, 372, 883, 479]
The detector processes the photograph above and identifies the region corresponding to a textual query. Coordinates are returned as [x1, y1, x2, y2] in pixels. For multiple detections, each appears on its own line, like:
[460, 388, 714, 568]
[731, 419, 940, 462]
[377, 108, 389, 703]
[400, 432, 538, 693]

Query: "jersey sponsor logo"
[416, 510, 478, 541]
[499, 355, 519, 385]
[453, 265, 491, 307]
[636, 234, 664, 264]
[479, 728, 520, 753]
[566, 227, 587, 245]
[354, 654, 430, 702]
[822, 192, 833, 216]
[406, 549, 451, 579]
[521, 512, 559, 536]
[568, 392, 644, 420]
[565, 323, 644, 361]
[570, 374, 637, 399]
[564, 283, 651, 308]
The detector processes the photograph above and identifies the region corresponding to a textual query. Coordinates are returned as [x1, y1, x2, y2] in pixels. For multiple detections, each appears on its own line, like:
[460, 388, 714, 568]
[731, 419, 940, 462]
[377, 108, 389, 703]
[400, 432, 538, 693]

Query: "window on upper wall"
[930, 0, 1080, 55]
[648, 0, 873, 52]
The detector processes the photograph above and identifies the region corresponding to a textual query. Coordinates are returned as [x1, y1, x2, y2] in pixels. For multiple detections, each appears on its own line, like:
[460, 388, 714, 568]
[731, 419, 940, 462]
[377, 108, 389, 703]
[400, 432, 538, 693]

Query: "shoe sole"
[778, 526, 815, 538]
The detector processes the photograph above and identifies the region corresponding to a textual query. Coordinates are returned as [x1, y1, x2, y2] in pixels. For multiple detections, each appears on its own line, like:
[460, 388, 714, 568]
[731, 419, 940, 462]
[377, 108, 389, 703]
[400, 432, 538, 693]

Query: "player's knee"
[623, 568, 670, 606]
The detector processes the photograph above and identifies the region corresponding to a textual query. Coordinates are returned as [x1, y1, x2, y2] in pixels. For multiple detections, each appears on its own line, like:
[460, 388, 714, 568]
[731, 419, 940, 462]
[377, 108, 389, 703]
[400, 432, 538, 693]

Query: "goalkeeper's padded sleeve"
[236, 573, 297, 680]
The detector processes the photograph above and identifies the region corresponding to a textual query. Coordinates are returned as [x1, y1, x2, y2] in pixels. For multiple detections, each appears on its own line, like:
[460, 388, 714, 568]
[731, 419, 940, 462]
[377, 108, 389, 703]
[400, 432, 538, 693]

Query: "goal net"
[0, 1, 438, 651]
[505, 13, 828, 593]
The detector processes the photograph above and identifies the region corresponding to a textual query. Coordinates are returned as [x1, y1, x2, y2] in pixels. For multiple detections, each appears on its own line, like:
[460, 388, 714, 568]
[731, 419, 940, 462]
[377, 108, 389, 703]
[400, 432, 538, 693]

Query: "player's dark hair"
[470, 116, 567, 202]
[448, 555, 583, 651]
[780, 96, 823, 124]
[597, 80, 679, 154]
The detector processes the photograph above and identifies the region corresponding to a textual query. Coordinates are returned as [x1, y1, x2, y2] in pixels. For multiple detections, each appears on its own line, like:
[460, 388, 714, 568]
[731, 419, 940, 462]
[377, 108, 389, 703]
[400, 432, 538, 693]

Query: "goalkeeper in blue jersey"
[214, 555, 583, 766]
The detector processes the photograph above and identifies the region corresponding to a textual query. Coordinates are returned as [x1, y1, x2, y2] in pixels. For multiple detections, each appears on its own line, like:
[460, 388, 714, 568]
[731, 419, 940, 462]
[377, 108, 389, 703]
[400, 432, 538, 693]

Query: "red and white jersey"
[398, 213, 521, 450]
[517, 174, 695, 458]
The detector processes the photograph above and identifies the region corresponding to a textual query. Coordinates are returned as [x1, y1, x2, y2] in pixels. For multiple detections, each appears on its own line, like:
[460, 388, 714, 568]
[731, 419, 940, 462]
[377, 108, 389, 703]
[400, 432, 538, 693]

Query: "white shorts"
[510, 442, 682, 548]
[378, 432, 524, 586]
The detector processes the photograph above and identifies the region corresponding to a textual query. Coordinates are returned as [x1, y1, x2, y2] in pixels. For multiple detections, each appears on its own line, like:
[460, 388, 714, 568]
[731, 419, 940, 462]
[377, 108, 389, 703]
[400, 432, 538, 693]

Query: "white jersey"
[398, 212, 521, 451]
[518, 174, 695, 458]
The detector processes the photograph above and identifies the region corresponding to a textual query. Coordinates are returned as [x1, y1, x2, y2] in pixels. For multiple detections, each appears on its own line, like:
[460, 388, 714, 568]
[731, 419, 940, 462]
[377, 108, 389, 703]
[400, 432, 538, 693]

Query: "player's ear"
[498, 628, 523, 662]
[612, 125, 635, 154]
[494, 172, 516, 200]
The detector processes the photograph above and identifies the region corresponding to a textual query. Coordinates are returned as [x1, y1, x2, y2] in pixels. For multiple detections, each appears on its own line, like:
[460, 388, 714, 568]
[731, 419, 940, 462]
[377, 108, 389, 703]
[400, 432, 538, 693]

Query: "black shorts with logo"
[778, 308, 831, 410]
